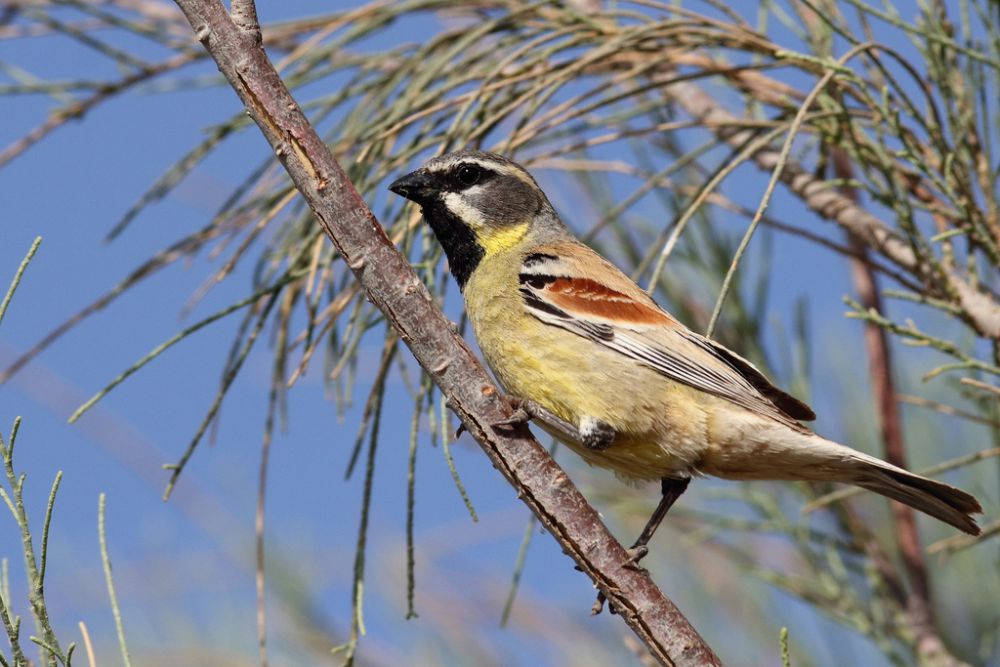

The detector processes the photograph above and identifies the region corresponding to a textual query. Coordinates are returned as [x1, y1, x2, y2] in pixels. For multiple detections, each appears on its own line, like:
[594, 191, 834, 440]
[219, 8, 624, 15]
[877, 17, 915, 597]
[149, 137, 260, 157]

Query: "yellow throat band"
[478, 222, 529, 254]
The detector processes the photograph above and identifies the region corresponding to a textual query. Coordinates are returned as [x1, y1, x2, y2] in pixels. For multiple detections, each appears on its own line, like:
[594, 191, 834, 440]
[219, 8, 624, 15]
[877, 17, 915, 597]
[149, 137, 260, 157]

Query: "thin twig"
[0, 52, 201, 170]
[69, 272, 300, 424]
[1, 417, 65, 666]
[78, 622, 96, 667]
[927, 518, 1000, 556]
[706, 44, 870, 336]
[98, 494, 132, 667]
[0, 237, 41, 327]
[898, 394, 1000, 428]
[663, 75, 1000, 339]
[832, 143, 941, 663]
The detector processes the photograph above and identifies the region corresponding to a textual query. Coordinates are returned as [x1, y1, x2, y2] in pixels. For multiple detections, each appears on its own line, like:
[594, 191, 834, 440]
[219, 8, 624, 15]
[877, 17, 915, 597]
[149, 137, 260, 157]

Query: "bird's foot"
[625, 544, 650, 568]
[591, 594, 608, 616]
[456, 395, 534, 439]
[591, 544, 650, 615]
[491, 396, 533, 430]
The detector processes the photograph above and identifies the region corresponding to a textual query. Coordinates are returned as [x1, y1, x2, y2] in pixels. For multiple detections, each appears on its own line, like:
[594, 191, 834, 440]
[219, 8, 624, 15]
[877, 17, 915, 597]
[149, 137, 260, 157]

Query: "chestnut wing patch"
[546, 277, 667, 324]
[518, 273, 616, 341]
[518, 263, 813, 429]
[518, 272, 668, 325]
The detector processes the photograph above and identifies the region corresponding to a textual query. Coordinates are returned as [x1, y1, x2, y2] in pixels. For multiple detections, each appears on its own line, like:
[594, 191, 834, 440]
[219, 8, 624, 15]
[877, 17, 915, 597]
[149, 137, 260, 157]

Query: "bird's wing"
[518, 245, 815, 429]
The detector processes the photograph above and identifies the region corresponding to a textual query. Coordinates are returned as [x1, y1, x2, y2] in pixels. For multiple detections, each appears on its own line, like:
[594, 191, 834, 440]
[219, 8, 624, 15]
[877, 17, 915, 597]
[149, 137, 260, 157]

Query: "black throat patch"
[420, 199, 485, 290]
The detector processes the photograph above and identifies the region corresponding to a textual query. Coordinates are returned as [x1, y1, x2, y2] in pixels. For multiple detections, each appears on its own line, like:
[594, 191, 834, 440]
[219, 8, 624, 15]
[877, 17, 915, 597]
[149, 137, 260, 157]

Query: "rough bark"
[170, 1, 722, 665]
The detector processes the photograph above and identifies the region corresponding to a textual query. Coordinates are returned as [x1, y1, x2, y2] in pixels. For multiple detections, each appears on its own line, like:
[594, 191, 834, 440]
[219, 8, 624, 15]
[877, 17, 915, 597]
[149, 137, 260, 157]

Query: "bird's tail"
[710, 430, 983, 535]
[846, 448, 982, 535]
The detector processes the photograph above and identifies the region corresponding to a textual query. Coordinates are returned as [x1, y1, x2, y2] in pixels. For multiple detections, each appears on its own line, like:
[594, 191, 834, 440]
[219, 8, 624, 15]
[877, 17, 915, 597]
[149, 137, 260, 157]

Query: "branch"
[169, 1, 721, 664]
[0, 51, 201, 171]
[833, 149, 960, 666]
[660, 76, 1000, 340]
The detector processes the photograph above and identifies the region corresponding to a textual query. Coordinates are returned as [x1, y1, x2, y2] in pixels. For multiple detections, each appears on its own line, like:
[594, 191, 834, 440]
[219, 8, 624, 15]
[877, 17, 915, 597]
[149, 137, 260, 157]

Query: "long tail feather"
[850, 453, 982, 535]
[703, 428, 983, 534]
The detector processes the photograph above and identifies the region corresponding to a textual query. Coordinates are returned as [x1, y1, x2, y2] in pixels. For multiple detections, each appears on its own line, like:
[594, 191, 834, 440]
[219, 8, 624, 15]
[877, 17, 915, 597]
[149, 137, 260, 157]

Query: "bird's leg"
[626, 477, 690, 562]
[592, 477, 690, 616]
[492, 398, 615, 451]
[454, 395, 563, 440]
[493, 397, 575, 436]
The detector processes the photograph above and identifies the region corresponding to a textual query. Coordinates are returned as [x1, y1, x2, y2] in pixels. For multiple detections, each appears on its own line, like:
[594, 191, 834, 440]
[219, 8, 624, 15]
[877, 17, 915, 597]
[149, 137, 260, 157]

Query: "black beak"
[388, 168, 436, 203]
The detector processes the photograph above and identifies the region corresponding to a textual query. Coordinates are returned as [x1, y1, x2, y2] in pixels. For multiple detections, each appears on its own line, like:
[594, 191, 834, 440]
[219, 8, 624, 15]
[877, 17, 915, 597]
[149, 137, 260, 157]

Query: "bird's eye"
[457, 164, 481, 186]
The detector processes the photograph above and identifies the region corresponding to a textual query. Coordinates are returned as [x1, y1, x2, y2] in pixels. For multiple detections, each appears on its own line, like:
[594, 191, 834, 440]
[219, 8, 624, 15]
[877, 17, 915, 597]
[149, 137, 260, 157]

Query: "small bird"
[389, 150, 983, 556]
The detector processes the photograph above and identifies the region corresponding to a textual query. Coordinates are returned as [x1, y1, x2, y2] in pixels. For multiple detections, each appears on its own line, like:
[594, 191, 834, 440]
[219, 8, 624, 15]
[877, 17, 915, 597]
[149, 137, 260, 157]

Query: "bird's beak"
[389, 168, 436, 203]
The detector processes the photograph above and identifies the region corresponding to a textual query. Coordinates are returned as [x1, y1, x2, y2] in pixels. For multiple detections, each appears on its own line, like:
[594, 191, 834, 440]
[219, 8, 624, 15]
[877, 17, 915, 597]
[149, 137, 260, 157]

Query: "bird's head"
[389, 151, 566, 289]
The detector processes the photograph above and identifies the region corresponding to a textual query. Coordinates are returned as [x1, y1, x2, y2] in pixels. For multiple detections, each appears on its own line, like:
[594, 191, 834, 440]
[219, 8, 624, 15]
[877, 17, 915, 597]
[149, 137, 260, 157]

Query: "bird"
[388, 150, 983, 559]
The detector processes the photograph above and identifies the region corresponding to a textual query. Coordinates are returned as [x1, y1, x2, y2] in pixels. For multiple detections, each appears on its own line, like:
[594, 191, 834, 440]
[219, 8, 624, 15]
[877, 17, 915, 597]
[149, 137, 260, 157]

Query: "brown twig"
[168, 1, 721, 665]
[0, 50, 202, 170]
[898, 394, 1000, 429]
[927, 518, 1000, 556]
[831, 148, 949, 664]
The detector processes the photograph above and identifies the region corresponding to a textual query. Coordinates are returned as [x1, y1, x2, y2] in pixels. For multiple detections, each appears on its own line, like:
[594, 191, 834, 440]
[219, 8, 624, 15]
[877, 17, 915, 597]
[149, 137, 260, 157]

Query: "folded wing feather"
[518, 247, 814, 430]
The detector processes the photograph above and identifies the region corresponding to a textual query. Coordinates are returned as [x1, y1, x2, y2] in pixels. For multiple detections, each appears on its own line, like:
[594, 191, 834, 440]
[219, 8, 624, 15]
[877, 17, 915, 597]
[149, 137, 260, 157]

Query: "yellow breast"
[462, 250, 711, 481]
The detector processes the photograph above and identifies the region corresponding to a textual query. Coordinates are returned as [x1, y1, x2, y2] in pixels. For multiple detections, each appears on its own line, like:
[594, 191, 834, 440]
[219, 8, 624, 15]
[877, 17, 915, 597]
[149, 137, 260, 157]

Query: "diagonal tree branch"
[169, 1, 721, 665]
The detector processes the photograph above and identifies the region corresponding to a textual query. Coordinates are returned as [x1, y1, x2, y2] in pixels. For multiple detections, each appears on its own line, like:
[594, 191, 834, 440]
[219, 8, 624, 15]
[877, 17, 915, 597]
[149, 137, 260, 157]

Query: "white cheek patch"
[443, 191, 487, 228]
